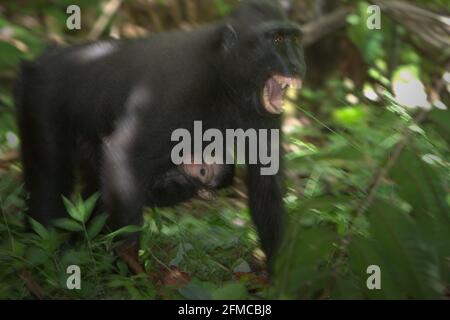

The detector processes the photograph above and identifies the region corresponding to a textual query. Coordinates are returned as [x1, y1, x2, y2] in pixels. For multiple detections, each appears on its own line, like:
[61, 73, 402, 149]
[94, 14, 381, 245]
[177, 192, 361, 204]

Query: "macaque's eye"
[198, 165, 215, 186]
[273, 33, 285, 45]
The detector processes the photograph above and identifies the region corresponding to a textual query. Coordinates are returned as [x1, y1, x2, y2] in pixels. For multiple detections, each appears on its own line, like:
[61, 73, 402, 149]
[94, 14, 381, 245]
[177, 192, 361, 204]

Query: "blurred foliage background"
[0, 0, 449, 300]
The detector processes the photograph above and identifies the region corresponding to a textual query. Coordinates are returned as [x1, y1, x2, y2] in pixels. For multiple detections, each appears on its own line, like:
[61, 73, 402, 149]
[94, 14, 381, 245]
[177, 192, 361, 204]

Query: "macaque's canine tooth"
[263, 75, 303, 114]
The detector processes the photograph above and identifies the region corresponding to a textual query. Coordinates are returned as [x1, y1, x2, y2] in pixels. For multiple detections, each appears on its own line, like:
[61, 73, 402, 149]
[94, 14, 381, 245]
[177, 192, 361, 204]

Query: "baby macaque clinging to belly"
[148, 161, 234, 207]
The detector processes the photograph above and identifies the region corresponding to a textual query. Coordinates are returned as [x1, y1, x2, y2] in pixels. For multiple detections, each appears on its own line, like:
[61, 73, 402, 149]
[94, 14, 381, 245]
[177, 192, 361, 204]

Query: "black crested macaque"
[15, 0, 306, 271]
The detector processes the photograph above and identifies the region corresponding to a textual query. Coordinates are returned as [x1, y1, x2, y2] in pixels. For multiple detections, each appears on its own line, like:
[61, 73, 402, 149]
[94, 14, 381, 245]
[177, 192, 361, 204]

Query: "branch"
[356, 109, 427, 217]
[300, 1, 450, 50]
[19, 270, 45, 299]
[88, 0, 123, 41]
[356, 59, 450, 217]
[371, 0, 450, 50]
[0, 149, 19, 161]
[301, 7, 354, 47]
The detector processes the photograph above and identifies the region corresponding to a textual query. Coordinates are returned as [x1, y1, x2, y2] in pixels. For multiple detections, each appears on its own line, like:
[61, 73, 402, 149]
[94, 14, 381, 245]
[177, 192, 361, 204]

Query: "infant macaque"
[179, 162, 225, 200]
[148, 160, 233, 207]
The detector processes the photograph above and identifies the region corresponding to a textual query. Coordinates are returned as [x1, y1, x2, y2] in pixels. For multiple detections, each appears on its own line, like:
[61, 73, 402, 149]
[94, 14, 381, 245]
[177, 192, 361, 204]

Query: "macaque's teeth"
[263, 75, 296, 114]
[289, 78, 302, 89]
[273, 75, 303, 90]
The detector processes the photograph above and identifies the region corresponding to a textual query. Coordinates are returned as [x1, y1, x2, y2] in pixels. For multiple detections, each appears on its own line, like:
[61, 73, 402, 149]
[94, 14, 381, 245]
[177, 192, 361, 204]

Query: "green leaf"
[232, 259, 251, 273]
[170, 243, 193, 267]
[274, 226, 336, 299]
[211, 282, 247, 300]
[391, 149, 449, 219]
[213, 0, 232, 16]
[178, 283, 211, 300]
[28, 217, 49, 239]
[0, 40, 23, 71]
[428, 108, 450, 145]
[87, 213, 108, 239]
[25, 247, 49, 266]
[52, 218, 83, 232]
[350, 198, 447, 299]
[62, 196, 83, 222]
[81, 193, 100, 223]
[347, 2, 384, 64]
[333, 106, 367, 126]
[103, 225, 142, 240]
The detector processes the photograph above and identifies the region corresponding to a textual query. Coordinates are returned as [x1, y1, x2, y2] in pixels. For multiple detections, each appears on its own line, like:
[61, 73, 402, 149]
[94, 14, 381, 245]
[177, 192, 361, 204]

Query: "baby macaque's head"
[180, 162, 232, 200]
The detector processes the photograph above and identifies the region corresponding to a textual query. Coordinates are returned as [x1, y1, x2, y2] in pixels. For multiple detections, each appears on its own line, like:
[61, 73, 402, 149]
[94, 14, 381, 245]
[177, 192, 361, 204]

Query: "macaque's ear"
[222, 24, 238, 53]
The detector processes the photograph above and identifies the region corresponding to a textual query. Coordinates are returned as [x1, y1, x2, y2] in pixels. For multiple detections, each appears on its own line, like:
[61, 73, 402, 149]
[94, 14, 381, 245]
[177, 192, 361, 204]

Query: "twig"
[371, 0, 450, 50]
[301, 8, 354, 47]
[149, 250, 172, 272]
[18, 270, 45, 299]
[299, 0, 449, 50]
[0, 149, 19, 171]
[167, 0, 182, 26]
[185, 0, 198, 25]
[356, 59, 450, 217]
[0, 199, 15, 252]
[148, 0, 163, 32]
[356, 109, 427, 217]
[88, 0, 123, 41]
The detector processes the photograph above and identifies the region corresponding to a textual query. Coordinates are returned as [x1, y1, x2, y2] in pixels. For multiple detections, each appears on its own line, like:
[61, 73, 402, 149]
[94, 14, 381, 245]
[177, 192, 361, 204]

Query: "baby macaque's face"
[180, 162, 224, 200]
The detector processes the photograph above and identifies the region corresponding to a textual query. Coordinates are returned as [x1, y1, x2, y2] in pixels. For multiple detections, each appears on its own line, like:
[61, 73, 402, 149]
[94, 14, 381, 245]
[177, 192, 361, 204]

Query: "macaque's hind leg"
[20, 120, 74, 226]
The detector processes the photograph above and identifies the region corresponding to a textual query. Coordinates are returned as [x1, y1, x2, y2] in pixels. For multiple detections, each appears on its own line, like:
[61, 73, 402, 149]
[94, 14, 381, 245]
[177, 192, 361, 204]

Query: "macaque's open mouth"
[262, 75, 302, 114]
